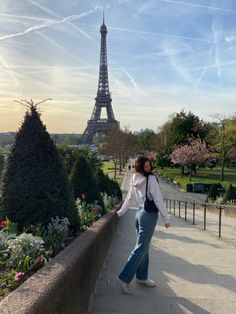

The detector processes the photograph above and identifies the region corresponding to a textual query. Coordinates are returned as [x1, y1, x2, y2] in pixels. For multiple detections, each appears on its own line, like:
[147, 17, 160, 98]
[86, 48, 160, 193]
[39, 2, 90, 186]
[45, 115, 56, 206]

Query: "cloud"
[225, 35, 236, 42]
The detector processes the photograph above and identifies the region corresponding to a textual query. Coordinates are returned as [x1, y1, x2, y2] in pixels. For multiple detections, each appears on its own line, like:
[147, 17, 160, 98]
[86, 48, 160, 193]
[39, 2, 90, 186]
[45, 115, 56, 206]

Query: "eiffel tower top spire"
[95, 14, 110, 100]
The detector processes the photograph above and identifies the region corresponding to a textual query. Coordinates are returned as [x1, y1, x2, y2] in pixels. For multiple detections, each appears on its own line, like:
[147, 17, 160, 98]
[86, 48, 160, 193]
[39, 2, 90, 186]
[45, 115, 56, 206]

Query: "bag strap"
[145, 175, 149, 198]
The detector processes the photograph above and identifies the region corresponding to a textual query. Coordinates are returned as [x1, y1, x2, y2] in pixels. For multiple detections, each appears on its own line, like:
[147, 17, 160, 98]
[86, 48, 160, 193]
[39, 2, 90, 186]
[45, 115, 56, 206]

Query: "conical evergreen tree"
[222, 184, 236, 204]
[0, 101, 79, 231]
[0, 154, 4, 181]
[70, 156, 104, 209]
[110, 180, 122, 200]
[95, 169, 113, 196]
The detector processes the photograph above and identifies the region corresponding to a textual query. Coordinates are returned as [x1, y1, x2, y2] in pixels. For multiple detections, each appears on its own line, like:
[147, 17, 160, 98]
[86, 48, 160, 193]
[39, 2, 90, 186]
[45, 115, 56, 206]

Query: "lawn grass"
[102, 161, 126, 187]
[102, 161, 115, 175]
[158, 166, 236, 190]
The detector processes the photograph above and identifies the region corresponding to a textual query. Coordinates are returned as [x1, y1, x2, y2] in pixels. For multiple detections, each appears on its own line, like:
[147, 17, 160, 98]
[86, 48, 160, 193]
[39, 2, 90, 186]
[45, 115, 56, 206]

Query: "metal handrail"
[164, 198, 225, 238]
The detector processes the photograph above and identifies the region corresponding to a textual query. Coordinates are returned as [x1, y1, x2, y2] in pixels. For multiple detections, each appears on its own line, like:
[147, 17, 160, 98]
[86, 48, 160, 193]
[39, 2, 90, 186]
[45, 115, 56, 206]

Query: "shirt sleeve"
[117, 185, 134, 217]
[149, 176, 169, 224]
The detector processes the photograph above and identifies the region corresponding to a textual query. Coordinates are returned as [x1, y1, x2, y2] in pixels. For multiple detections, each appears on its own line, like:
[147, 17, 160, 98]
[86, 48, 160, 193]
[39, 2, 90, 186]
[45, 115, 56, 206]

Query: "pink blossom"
[170, 138, 216, 168]
[81, 193, 86, 200]
[14, 272, 25, 281]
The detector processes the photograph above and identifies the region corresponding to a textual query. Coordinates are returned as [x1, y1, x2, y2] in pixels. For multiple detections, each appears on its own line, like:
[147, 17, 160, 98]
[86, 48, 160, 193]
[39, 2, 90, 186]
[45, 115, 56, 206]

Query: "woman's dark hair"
[134, 155, 153, 176]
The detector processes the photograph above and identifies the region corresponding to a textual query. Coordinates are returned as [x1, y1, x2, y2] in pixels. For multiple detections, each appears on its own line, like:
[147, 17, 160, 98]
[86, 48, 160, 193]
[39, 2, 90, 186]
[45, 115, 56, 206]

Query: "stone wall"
[0, 205, 120, 314]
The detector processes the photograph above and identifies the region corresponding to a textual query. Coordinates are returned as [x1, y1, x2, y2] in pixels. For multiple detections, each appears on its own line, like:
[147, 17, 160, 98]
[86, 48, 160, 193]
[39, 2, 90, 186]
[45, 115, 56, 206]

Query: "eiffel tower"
[81, 15, 119, 144]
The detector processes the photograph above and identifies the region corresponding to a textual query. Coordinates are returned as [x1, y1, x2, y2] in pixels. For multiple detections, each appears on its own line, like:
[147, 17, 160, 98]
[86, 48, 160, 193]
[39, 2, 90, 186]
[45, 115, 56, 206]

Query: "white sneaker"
[116, 277, 132, 294]
[136, 278, 156, 287]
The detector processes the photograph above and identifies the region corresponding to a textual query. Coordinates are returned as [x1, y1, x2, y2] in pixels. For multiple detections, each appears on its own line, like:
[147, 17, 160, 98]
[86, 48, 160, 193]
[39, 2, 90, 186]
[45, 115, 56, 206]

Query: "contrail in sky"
[37, 32, 88, 65]
[0, 55, 23, 93]
[0, 10, 97, 42]
[78, 23, 212, 43]
[0, 12, 52, 22]
[120, 67, 138, 87]
[159, 0, 236, 13]
[27, 0, 93, 40]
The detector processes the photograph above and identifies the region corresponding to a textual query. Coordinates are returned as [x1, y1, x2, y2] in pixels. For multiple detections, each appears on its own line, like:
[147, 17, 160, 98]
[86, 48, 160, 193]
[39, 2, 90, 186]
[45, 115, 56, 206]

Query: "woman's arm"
[149, 176, 170, 224]
[117, 185, 134, 217]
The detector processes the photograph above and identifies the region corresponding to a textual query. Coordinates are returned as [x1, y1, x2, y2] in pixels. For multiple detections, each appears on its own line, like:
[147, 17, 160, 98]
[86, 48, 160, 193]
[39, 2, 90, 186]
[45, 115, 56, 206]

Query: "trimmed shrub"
[95, 169, 113, 196]
[70, 156, 104, 211]
[110, 180, 122, 200]
[205, 184, 221, 202]
[0, 103, 79, 232]
[186, 183, 193, 192]
[0, 155, 4, 180]
[222, 184, 236, 204]
[202, 183, 212, 192]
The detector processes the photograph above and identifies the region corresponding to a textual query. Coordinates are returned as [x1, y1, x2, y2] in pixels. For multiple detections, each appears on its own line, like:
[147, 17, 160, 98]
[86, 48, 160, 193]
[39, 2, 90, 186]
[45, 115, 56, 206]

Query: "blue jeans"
[118, 207, 158, 284]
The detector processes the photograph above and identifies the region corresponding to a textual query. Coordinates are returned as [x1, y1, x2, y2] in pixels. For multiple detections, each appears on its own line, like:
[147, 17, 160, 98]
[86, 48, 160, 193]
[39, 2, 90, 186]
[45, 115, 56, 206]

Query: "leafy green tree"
[0, 100, 79, 232]
[156, 110, 212, 167]
[210, 115, 236, 181]
[171, 110, 210, 145]
[99, 126, 124, 180]
[136, 128, 157, 153]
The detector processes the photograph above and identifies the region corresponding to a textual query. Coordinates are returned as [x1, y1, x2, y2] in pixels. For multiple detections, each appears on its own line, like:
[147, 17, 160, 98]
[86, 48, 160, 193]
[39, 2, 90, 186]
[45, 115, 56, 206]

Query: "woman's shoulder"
[149, 174, 159, 183]
[149, 173, 157, 178]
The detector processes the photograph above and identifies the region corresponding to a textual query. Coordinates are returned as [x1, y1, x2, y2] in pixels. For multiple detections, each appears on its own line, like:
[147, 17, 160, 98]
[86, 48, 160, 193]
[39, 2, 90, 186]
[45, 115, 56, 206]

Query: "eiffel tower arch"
[81, 15, 119, 145]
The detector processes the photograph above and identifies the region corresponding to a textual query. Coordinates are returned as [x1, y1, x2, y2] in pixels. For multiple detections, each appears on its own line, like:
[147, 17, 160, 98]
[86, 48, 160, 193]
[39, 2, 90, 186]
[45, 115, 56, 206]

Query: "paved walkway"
[88, 169, 236, 314]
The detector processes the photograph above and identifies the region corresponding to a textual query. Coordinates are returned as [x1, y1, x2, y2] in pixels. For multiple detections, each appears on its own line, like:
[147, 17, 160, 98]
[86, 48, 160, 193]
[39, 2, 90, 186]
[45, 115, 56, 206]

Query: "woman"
[117, 155, 170, 294]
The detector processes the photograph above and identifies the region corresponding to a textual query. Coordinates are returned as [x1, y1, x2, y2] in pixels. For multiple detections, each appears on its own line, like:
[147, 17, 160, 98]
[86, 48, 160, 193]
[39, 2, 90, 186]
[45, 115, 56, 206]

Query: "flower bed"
[0, 204, 121, 314]
[0, 193, 119, 300]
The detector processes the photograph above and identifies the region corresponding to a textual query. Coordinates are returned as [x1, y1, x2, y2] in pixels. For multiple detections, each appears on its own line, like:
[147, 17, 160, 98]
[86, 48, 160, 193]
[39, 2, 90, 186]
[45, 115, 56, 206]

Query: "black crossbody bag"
[144, 175, 159, 212]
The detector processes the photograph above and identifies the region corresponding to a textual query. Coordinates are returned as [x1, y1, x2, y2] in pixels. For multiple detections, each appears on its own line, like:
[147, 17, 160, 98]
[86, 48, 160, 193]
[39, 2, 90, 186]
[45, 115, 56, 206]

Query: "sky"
[0, 0, 236, 133]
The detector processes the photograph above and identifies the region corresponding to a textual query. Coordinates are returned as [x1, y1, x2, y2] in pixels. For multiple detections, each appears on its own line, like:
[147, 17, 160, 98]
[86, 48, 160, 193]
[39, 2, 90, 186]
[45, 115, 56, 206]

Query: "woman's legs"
[118, 208, 158, 284]
[136, 252, 149, 280]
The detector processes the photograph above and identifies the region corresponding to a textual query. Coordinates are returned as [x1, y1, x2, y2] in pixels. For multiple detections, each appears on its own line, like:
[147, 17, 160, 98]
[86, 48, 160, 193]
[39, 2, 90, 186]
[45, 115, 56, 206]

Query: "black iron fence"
[163, 198, 226, 238]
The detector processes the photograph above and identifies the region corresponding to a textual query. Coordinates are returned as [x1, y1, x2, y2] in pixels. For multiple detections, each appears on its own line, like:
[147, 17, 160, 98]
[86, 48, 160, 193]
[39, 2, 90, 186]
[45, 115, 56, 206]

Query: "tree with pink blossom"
[170, 138, 216, 180]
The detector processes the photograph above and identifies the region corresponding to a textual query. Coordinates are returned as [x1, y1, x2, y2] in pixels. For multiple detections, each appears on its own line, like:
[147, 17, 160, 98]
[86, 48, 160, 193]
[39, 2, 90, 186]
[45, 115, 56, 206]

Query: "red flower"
[0, 220, 7, 228]
[81, 193, 86, 200]
[15, 272, 25, 281]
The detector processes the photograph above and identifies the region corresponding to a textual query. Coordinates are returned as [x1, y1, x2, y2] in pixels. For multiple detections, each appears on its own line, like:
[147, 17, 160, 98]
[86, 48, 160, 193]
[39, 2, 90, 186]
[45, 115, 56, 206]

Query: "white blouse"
[117, 173, 169, 224]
